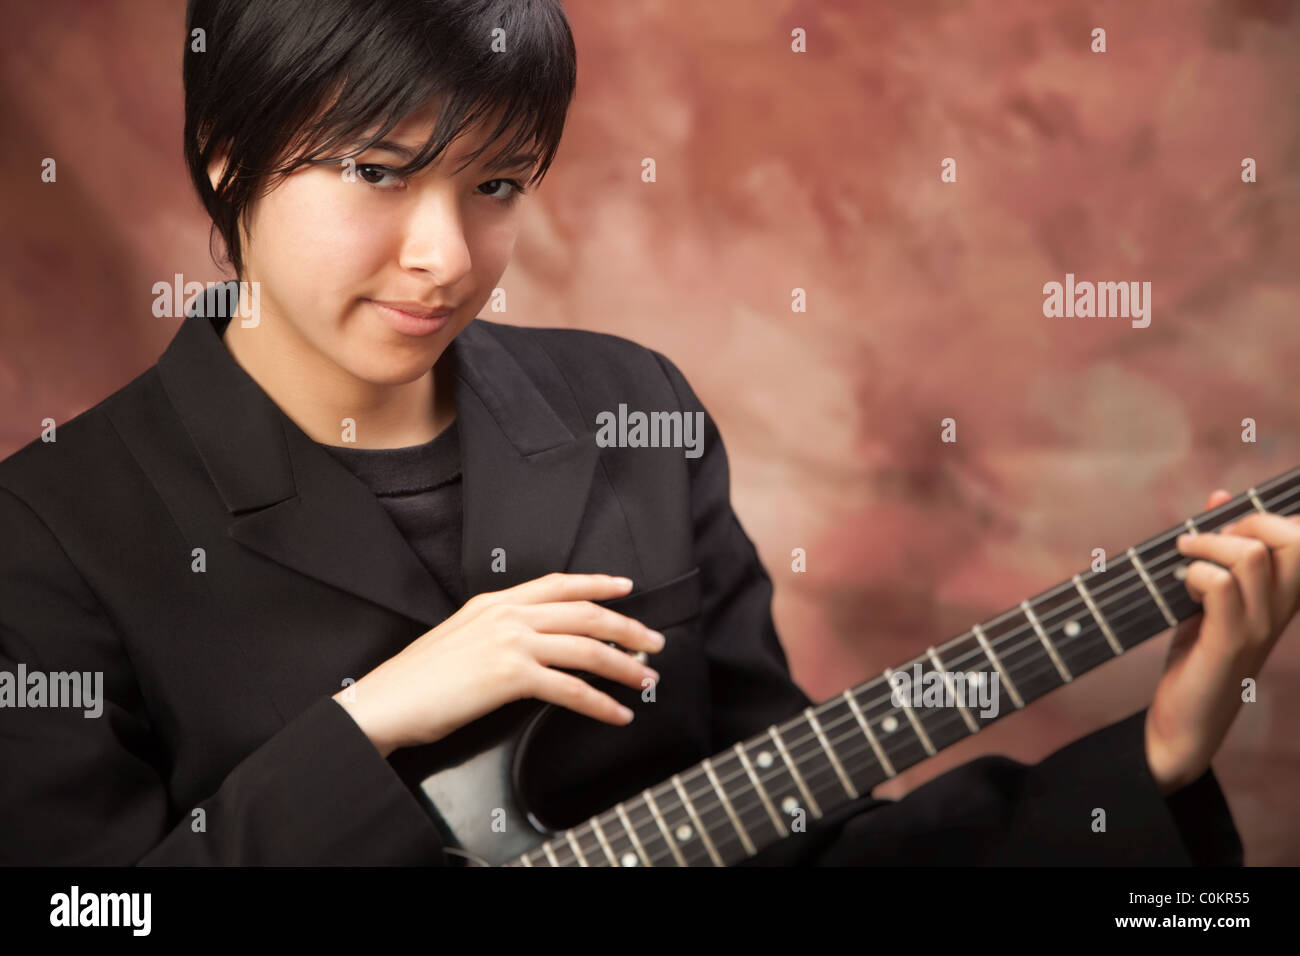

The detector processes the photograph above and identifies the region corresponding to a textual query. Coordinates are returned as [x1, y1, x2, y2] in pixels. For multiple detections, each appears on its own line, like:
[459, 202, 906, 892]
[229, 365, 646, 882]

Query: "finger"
[529, 667, 638, 726]
[1213, 512, 1300, 619]
[476, 572, 634, 609]
[1205, 489, 1233, 510]
[529, 632, 660, 689]
[1217, 512, 1300, 547]
[1177, 533, 1273, 644]
[1181, 559, 1247, 655]
[517, 600, 665, 653]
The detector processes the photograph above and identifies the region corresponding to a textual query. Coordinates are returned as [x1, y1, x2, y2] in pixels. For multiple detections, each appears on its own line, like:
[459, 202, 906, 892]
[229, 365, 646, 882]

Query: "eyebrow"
[362, 139, 538, 173]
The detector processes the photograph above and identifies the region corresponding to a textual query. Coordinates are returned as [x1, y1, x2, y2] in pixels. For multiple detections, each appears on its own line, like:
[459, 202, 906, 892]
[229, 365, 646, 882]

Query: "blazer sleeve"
[649, 352, 1244, 867]
[0, 485, 447, 866]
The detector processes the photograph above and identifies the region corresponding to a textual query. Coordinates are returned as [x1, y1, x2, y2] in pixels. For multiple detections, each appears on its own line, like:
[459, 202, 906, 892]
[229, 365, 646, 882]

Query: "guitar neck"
[510, 466, 1300, 867]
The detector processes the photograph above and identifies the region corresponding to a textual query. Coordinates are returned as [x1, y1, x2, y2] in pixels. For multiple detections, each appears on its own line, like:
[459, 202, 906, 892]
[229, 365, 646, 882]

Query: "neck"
[222, 310, 457, 449]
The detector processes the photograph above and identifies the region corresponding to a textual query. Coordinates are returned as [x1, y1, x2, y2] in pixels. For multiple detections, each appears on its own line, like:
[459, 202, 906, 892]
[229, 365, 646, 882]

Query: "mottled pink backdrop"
[2, 0, 1298, 863]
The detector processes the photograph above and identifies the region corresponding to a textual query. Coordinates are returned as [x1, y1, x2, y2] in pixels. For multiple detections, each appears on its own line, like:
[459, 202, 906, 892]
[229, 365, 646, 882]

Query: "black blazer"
[0, 303, 1243, 865]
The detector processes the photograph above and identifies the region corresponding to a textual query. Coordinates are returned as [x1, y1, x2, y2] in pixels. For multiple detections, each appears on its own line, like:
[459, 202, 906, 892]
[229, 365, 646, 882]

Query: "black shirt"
[318, 422, 467, 609]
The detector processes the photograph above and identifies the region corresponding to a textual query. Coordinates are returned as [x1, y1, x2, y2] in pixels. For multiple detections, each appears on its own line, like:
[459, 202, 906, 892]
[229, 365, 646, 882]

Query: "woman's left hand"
[1144, 488, 1300, 795]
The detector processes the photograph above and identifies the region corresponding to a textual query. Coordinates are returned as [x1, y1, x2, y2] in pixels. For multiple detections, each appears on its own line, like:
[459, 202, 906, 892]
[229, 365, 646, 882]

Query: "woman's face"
[219, 102, 535, 386]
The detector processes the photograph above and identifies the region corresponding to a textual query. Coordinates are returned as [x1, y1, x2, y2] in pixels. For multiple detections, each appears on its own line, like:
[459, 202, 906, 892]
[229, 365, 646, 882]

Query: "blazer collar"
[156, 284, 599, 628]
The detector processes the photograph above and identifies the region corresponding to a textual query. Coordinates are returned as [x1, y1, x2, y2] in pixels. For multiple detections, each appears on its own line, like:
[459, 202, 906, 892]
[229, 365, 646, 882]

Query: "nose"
[397, 188, 473, 288]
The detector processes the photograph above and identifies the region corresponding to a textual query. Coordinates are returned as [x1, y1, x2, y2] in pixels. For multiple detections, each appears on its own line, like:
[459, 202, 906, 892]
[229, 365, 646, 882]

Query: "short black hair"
[183, 0, 577, 278]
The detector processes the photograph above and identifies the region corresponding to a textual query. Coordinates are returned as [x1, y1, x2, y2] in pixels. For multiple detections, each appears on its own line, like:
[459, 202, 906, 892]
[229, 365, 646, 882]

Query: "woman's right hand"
[332, 573, 665, 757]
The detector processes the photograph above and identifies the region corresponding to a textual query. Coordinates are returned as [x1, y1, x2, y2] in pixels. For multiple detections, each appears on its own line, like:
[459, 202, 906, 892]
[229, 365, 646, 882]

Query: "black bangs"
[184, 0, 577, 277]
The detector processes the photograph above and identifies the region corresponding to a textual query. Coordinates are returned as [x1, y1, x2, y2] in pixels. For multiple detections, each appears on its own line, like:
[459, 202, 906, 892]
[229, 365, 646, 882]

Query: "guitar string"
[667, 480, 1300, 803]
[554, 501, 1296, 868]
[575, 481, 1300, 863]
[536, 479, 1300, 865]
[569, 563, 1208, 866]
[674, 475, 1300, 807]
[601, 482, 1300, 865]
[532, 476, 1300, 864]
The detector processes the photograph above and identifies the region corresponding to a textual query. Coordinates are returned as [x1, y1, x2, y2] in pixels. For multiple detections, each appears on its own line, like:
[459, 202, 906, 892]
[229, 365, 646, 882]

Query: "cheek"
[254, 175, 393, 288]
[470, 217, 520, 279]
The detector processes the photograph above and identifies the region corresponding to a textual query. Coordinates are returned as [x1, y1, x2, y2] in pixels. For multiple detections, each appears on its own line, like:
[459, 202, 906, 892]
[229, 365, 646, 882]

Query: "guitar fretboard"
[509, 467, 1300, 867]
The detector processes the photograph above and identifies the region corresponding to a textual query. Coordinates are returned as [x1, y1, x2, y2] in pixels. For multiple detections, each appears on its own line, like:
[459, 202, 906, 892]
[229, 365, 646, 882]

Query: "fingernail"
[650, 630, 666, 650]
[614, 577, 634, 588]
[618, 705, 635, 722]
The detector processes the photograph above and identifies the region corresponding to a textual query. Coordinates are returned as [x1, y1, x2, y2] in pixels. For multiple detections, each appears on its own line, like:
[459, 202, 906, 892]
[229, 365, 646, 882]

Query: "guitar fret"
[1021, 581, 1113, 680]
[971, 623, 1025, 709]
[981, 612, 1061, 706]
[734, 742, 787, 836]
[739, 737, 806, 839]
[1072, 573, 1123, 655]
[928, 646, 980, 734]
[853, 676, 930, 772]
[593, 809, 638, 868]
[768, 726, 822, 818]
[882, 667, 936, 756]
[615, 804, 651, 867]
[814, 696, 888, 792]
[589, 816, 619, 866]
[780, 715, 846, 812]
[805, 706, 859, 797]
[1138, 535, 1202, 623]
[671, 774, 723, 866]
[1248, 487, 1267, 512]
[843, 688, 896, 777]
[1127, 546, 1178, 628]
[658, 784, 716, 867]
[543, 842, 561, 867]
[703, 757, 756, 857]
[1020, 599, 1072, 683]
[642, 788, 688, 867]
[624, 797, 670, 864]
[929, 633, 998, 731]
[1184, 517, 1198, 535]
[565, 829, 590, 867]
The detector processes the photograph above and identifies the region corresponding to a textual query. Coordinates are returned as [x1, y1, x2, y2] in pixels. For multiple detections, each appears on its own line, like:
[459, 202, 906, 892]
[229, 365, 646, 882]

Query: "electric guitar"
[415, 466, 1300, 865]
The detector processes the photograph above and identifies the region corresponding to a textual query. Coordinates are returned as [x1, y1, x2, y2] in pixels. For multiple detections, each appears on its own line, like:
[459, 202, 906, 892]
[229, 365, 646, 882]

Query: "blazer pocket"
[596, 565, 701, 632]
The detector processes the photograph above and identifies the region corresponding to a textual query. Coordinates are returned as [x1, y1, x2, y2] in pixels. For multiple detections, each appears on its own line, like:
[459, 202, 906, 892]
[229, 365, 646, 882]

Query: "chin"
[344, 351, 444, 387]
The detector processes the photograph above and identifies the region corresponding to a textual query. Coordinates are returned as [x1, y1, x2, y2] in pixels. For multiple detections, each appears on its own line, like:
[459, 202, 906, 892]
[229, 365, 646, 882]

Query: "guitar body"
[413, 699, 558, 866]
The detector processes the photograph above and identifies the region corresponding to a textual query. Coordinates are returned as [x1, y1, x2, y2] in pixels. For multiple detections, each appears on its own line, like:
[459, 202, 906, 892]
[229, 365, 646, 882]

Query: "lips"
[368, 299, 455, 319]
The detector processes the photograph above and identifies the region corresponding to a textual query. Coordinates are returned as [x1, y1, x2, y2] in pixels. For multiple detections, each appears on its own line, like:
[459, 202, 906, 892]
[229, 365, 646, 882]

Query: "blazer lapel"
[157, 284, 599, 630]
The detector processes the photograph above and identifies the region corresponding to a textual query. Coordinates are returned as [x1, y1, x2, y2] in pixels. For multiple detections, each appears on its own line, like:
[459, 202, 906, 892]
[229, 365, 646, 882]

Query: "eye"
[479, 178, 527, 204]
[356, 164, 404, 189]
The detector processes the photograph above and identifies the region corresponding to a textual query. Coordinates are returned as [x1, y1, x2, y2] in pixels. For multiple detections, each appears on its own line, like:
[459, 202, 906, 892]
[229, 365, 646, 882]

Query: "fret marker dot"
[675, 824, 692, 842]
[1174, 564, 1188, 581]
[1064, 620, 1081, 638]
[881, 715, 899, 734]
[781, 796, 799, 814]
[621, 852, 638, 867]
[756, 750, 774, 769]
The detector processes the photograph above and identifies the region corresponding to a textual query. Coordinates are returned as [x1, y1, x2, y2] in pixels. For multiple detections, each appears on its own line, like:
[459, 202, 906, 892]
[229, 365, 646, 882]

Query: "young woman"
[1, 0, 1296, 866]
